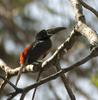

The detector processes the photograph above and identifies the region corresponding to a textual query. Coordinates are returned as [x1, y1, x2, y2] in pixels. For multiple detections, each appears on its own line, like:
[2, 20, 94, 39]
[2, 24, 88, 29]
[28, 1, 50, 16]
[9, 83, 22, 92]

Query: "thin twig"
[55, 57, 76, 100]
[32, 69, 43, 100]
[6, 47, 98, 98]
[79, 0, 98, 18]
[20, 47, 98, 93]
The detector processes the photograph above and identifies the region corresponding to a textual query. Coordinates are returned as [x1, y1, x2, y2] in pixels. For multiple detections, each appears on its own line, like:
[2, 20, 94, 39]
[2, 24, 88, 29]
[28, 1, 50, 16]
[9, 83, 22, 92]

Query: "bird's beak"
[47, 27, 66, 36]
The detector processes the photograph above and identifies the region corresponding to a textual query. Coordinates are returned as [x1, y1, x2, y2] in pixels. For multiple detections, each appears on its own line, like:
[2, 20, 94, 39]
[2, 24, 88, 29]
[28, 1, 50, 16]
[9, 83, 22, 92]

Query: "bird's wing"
[27, 39, 52, 64]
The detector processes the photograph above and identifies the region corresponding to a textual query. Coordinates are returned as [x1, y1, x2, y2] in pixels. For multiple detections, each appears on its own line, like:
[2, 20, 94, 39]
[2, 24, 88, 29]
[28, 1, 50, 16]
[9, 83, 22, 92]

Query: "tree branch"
[5, 47, 98, 99]
[0, 28, 80, 100]
[79, 0, 98, 18]
[70, 0, 98, 47]
[1, 1, 98, 99]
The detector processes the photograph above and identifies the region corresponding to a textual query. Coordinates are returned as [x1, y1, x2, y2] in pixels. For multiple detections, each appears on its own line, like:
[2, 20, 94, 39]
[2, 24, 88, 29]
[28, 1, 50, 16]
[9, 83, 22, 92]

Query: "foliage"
[91, 74, 98, 88]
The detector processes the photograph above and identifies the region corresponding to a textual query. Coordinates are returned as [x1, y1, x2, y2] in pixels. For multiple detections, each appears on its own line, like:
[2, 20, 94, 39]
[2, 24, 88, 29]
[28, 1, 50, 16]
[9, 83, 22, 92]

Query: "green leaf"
[91, 74, 98, 88]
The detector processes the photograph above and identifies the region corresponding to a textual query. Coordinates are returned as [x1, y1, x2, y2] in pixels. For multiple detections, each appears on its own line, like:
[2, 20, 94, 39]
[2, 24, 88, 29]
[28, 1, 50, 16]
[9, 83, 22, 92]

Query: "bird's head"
[36, 27, 66, 40]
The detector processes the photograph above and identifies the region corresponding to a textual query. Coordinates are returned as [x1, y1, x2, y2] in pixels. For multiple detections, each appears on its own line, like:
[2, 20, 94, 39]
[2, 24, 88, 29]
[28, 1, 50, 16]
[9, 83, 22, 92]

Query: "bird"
[15, 27, 66, 86]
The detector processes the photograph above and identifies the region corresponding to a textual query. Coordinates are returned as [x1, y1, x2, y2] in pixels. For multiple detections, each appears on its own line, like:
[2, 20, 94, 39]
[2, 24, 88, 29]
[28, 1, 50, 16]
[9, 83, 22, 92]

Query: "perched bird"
[15, 27, 66, 86]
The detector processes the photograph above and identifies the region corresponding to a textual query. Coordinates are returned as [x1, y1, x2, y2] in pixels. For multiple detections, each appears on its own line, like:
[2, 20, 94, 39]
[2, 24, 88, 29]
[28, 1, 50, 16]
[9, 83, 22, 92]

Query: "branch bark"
[70, 0, 98, 46]
[1, 0, 98, 99]
[4, 47, 98, 99]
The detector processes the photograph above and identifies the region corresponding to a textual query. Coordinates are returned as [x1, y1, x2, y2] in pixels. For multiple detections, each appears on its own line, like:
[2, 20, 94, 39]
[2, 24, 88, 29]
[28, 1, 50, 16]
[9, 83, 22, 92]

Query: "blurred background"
[0, 0, 98, 100]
